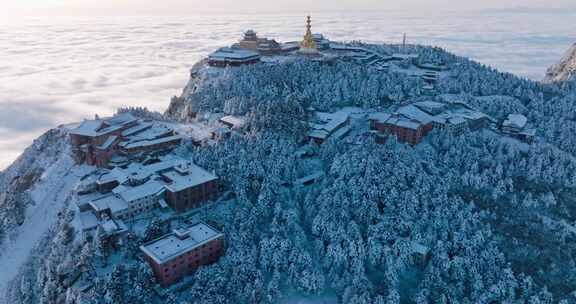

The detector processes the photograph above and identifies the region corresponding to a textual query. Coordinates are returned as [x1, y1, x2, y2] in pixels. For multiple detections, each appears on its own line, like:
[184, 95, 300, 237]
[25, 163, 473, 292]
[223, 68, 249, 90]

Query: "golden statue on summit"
[299, 15, 319, 55]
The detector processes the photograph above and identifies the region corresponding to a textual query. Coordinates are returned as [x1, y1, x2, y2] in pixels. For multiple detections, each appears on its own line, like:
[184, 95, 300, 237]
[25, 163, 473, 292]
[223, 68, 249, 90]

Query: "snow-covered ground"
[0, 153, 90, 303]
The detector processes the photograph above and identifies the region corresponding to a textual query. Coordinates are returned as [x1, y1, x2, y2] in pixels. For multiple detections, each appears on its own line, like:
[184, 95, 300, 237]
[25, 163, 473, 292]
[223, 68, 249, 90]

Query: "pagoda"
[299, 15, 319, 55]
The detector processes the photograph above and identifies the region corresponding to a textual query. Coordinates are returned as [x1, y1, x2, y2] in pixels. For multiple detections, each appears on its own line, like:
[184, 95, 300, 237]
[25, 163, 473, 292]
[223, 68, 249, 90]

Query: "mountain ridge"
[3, 41, 576, 303]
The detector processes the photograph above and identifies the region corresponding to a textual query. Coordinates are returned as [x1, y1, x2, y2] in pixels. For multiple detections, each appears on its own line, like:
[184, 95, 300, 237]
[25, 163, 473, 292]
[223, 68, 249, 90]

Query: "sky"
[3, 0, 576, 16]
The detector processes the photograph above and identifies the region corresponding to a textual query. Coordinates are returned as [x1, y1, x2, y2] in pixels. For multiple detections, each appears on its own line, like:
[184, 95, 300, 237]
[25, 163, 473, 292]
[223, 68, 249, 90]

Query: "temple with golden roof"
[299, 15, 320, 55]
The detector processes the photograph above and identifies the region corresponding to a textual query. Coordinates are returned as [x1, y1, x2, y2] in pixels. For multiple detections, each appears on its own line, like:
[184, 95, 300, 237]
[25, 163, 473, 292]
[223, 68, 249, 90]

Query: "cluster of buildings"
[368, 101, 490, 145]
[69, 112, 230, 288]
[501, 114, 535, 143]
[69, 113, 182, 168]
[77, 157, 219, 236]
[208, 15, 330, 67]
[75, 156, 223, 287]
[334, 44, 419, 72]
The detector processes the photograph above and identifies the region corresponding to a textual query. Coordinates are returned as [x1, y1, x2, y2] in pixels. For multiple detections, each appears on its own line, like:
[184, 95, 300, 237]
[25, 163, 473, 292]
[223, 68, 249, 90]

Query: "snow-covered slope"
[544, 42, 576, 82]
[0, 128, 90, 303]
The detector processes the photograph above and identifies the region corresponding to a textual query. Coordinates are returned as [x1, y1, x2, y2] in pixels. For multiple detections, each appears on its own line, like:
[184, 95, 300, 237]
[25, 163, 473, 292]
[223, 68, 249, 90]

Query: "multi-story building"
[69, 114, 182, 168]
[115, 180, 167, 218]
[431, 114, 468, 135]
[377, 115, 432, 145]
[369, 105, 434, 145]
[162, 164, 219, 213]
[236, 30, 259, 50]
[140, 223, 225, 287]
[234, 29, 284, 55]
[69, 113, 139, 166]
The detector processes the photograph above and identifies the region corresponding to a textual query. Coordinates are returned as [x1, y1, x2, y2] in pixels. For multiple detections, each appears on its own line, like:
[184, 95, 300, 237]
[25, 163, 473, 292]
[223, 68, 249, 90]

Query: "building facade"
[371, 115, 432, 146]
[140, 223, 225, 287]
[165, 179, 219, 213]
[162, 163, 220, 213]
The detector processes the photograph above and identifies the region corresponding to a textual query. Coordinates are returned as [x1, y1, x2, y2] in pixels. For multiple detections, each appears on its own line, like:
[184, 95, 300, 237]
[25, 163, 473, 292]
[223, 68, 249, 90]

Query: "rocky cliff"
[165, 58, 215, 121]
[545, 42, 576, 82]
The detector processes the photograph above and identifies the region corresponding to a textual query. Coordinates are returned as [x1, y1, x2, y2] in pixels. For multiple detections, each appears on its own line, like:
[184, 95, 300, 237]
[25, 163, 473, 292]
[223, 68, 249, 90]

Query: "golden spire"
[300, 15, 317, 50]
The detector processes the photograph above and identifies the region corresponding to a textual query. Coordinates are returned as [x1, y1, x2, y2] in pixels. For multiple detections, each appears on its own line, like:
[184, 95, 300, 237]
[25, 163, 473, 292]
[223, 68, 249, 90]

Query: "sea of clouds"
[0, 9, 575, 169]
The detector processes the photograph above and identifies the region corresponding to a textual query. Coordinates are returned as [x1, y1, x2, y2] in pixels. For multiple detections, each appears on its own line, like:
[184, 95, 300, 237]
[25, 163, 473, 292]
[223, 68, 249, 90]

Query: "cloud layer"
[0, 10, 574, 169]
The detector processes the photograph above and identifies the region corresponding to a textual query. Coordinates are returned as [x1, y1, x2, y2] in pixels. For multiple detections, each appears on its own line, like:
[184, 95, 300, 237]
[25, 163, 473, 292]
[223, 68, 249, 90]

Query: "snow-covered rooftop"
[209, 48, 260, 60]
[117, 180, 165, 203]
[386, 116, 422, 130]
[432, 112, 468, 126]
[396, 105, 434, 124]
[69, 120, 103, 137]
[101, 219, 128, 235]
[70, 113, 137, 137]
[219, 115, 247, 129]
[79, 211, 98, 231]
[163, 164, 218, 193]
[368, 112, 392, 123]
[107, 113, 138, 125]
[503, 114, 528, 129]
[411, 242, 429, 255]
[121, 122, 153, 137]
[121, 135, 183, 150]
[123, 124, 174, 143]
[97, 136, 118, 150]
[308, 110, 350, 139]
[414, 101, 446, 110]
[89, 195, 128, 214]
[140, 223, 224, 264]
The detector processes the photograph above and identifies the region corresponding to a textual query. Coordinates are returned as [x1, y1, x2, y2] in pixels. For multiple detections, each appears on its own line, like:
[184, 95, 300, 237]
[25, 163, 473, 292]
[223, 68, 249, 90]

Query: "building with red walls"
[70, 113, 138, 166]
[140, 223, 225, 287]
[369, 112, 432, 145]
[162, 164, 220, 213]
[69, 114, 182, 168]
